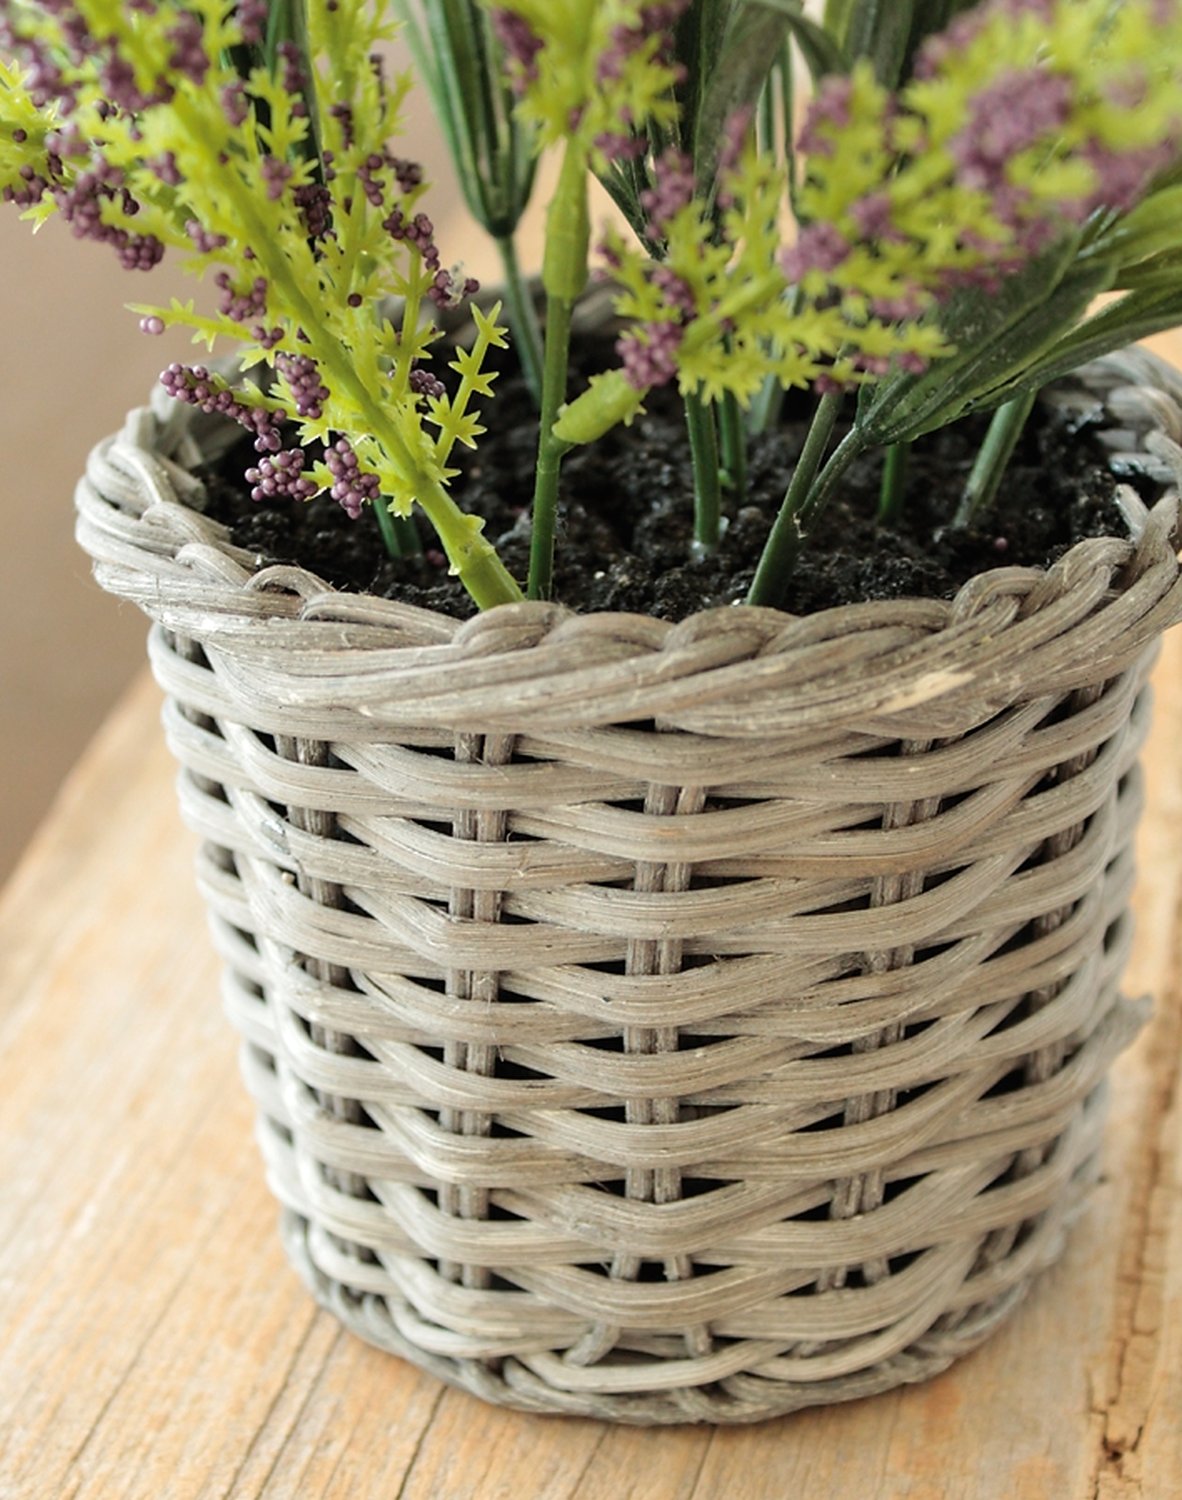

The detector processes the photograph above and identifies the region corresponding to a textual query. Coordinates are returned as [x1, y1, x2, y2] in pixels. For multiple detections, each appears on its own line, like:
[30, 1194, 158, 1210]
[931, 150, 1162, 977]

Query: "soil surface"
[197, 329, 1135, 621]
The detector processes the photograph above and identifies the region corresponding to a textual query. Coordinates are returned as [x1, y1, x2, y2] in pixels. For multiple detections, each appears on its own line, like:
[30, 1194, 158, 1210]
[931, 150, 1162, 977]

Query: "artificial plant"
[2, 0, 1182, 611]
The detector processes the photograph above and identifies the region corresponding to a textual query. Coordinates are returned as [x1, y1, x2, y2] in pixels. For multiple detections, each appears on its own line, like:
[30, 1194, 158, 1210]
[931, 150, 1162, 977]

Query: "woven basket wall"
[76, 350, 1182, 1425]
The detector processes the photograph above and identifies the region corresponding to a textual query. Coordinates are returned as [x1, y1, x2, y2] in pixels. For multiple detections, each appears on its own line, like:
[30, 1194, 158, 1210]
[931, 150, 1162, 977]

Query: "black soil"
[197, 329, 1134, 622]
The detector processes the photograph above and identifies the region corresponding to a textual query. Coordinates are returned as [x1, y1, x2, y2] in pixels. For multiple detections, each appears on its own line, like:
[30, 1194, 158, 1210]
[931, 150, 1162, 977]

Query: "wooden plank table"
[2, 646, 1181, 1500]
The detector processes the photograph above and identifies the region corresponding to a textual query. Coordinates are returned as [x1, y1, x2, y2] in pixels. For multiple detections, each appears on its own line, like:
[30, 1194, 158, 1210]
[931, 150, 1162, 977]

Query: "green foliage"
[5, 0, 1182, 611]
[1, 0, 522, 602]
[486, 0, 681, 171]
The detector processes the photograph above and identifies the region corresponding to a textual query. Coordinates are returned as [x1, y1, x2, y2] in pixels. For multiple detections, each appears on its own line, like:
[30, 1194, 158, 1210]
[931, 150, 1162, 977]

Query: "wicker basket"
[75, 350, 1182, 1424]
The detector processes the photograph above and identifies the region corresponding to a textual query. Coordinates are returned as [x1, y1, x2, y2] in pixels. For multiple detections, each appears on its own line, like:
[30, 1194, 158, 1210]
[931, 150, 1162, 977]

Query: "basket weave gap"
[274, 732, 380, 1293]
[437, 731, 516, 1296]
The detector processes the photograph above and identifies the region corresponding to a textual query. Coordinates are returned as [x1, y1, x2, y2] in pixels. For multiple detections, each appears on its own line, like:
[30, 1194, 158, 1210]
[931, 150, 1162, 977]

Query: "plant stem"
[718, 390, 748, 504]
[528, 292, 574, 598]
[747, 391, 853, 607]
[953, 387, 1038, 528]
[495, 232, 544, 407]
[527, 142, 589, 601]
[684, 394, 724, 552]
[878, 441, 910, 523]
[371, 501, 421, 558]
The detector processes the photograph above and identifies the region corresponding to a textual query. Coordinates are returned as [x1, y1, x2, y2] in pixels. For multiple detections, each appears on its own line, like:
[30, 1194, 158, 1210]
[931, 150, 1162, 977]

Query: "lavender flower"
[951, 69, 1074, 193]
[260, 155, 291, 201]
[598, 2, 688, 86]
[186, 219, 228, 253]
[276, 40, 307, 117]
[797, 77, 855, 158]
[221, 80, 248, 127]
[54, 166, 164, 270]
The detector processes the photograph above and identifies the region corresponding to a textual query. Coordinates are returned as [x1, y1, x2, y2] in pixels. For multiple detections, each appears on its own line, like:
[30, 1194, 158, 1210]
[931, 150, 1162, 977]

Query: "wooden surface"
[1, 633, 1180, 1500]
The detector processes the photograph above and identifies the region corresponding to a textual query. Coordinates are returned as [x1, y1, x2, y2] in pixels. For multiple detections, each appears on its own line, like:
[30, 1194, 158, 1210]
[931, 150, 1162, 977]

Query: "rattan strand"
[76, 349, 1182, 1423]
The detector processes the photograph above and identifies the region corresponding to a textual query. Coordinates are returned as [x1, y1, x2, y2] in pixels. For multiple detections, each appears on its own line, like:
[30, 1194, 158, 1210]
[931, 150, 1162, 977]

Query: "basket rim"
[75, 347, 1182, 735]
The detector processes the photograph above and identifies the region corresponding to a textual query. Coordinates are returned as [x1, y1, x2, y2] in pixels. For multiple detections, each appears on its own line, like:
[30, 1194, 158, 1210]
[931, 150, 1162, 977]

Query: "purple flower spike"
[166, 12, 209, 86]
[492, 10, 543, 94]
[216, 271, 269, 324]
[598, 2, 689, 88]
[951, 69, 1074, 194]
[650, 265, 695, 316]
[640, 148, 695, 239]
[236, 0, 268, 46]
[221, 81, 248, 127]
[716, 105, 754, 206]
[797, 76, 855, 157]
[617, 321, 684, 390]
[325, 436, 381, 519]
[186, 219, 228, 253]
[781, 222, 851, 281]
[260, 155, 292, 201]
[293, 182, 332, 240]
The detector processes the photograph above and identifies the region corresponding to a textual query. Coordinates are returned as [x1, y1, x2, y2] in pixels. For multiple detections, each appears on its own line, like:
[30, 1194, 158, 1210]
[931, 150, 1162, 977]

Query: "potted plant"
[4, 0, 1182, 1424]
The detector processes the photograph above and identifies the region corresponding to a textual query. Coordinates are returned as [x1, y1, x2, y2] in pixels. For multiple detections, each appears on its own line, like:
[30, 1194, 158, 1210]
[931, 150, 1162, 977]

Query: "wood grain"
[1, 624, 1180, 1499]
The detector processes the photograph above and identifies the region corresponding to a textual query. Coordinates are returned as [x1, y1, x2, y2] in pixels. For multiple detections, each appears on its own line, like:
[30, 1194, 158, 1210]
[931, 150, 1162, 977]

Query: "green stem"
[372, 502, 421, 559]
[878, 442, 910, 524]
[685, 394, 723, 552]
[717, 390, 748, 504]
[495, 232, 544, 407]
[527, 142, 589, 601]
[747, 391, 850, 607]
[528, 293, 574, 599]
[953, 388, 1038, 529]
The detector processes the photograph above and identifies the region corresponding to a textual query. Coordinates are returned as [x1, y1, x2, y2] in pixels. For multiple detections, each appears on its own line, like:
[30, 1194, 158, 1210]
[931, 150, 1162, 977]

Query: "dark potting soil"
[197, 329, 1133, 622]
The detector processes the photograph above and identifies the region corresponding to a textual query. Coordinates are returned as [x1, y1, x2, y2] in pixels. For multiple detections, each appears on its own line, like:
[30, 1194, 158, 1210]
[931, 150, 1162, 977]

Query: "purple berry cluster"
[160, 363, 287, 453]
[382, 203, 479, 308]
[325, 437, 381, 520]
[245, 448, 318, 503]
[214, 271, 283, 347]
[276, 352, 329, 420]
[409, 367, 447, 401]
[55, 162, 165, 270]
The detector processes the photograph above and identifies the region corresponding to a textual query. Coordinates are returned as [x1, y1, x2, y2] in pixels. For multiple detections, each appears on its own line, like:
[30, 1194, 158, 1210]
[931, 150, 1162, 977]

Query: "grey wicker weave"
[76, 350, 1182, 1424]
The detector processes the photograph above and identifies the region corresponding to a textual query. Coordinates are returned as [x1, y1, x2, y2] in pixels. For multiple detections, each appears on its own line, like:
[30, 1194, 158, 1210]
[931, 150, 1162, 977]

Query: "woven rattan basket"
[76, 349, 1182, 1424]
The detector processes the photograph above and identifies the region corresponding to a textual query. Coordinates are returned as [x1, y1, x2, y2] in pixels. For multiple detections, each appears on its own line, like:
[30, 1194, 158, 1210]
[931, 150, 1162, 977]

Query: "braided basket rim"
[75, 349, 1182, 737]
